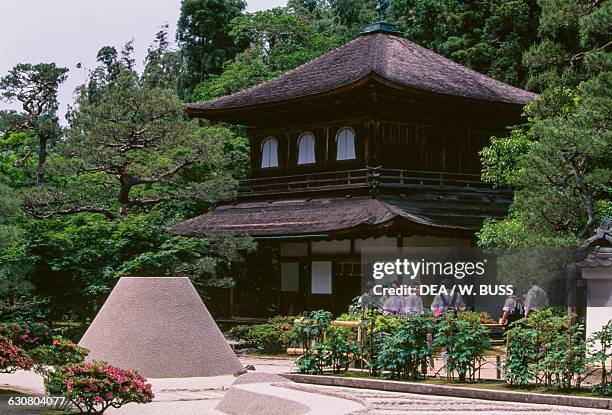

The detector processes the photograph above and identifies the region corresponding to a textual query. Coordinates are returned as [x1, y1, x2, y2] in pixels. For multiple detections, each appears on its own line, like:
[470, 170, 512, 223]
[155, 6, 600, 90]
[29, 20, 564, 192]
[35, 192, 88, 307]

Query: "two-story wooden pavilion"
[174, 23, 537, 318]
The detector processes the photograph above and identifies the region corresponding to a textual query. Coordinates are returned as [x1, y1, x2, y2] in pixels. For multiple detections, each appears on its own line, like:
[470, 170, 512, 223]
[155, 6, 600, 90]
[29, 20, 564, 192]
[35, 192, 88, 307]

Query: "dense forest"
[0, 0, 610, 326]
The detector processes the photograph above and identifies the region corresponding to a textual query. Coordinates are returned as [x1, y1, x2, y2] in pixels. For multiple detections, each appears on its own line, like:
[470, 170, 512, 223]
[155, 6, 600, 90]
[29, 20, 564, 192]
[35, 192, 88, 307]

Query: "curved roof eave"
[185, 71, 536, 120]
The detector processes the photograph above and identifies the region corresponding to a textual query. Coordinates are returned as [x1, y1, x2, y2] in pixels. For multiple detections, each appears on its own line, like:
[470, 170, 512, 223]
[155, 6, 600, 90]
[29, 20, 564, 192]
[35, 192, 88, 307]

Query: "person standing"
[431, 278, 466, 317]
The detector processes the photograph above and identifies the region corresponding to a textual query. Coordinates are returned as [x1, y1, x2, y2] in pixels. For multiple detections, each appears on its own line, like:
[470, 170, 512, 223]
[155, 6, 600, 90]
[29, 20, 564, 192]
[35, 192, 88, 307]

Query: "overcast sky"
[0, 0, 286, 121]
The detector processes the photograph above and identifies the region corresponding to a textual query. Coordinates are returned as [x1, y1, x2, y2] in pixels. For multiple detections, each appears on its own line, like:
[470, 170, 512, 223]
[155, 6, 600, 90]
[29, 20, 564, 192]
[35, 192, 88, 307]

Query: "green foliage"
[194, 54, 277, 101]
[389, 0, 540, 87]
[293, 311, 358, 375]
[480, 128, 535, 188]
[433, 311, 491, 382]
[372, 313, 402, 335]
[0, 321, 54, 350]
[176, 0, 247, 99]
[29, 336, 89, 379]
[296, 343, 326, 374]
[229, 315, 295, 354]
[24, 71, 239, 218]
[141, 25, 181, 90]
[292, 309, 333, 347]
[502, 308, 587, 389]
[0, 212, 252, 322]
[194, 6, 342, 102]
[376, 313, 433, 380]
[587, 319, 612, 396]
[478, 0, 611, 247]
[323, 325, 359, 373]
[0, 63, 68, 184]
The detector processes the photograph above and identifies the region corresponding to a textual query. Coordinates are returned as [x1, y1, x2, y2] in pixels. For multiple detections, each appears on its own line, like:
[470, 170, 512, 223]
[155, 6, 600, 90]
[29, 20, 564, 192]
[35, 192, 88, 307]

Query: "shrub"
[292, 310, 332, 347]
[501, 323, 540, 386]
[0, 321, 54, 350]
[229, 315, 295, 354]
[586, 319, 612, 395]
[29, 336, 89, 378]
[0, 335, 33, 373]
[434, 311, 490, 382]
[376, 313, 434, 380]
[293, 310, 357, 375]
[372, 314, 402, 336]
[296, 343, 326, 374]
[324, 326, 359, 373]
[502, 308, 586, 389]
[45, 361, 154, 414]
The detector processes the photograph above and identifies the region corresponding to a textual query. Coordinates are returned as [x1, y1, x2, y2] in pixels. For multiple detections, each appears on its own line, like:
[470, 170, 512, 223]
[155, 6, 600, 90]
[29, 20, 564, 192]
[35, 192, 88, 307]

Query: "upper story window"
[297, 132, 316, 165]
[336, 127, 356, 160]
[261, 137, 279, 168]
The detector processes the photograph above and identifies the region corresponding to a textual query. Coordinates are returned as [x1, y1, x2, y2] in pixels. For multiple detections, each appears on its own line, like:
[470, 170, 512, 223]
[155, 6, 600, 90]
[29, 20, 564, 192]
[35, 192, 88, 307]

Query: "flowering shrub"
[0, 335, 33, 373]
[29, 336, 89, 377]
[45, 361, 154, 414]
[0, 321, 54, 350]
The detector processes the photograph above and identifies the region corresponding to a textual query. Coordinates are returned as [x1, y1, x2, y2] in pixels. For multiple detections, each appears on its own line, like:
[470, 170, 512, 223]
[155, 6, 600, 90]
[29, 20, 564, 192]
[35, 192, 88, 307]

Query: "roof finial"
[376, 0, 390, 20]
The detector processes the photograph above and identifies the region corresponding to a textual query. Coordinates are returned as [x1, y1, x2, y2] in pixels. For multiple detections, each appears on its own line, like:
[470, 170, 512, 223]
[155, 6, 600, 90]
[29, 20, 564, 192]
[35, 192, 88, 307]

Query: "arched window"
[297, 132, 316, 165]
[261, 137, 279, 168]
[336, 127, 356, 160]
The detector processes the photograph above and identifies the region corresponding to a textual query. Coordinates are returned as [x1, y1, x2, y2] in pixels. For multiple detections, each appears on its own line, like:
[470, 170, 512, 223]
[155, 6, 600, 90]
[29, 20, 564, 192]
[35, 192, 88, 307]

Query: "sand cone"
[79, 277, 244, 378]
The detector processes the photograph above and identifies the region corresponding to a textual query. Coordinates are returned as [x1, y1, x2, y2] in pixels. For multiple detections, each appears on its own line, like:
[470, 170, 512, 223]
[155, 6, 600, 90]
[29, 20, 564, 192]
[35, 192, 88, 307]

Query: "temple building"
[174, 23, 537, 319]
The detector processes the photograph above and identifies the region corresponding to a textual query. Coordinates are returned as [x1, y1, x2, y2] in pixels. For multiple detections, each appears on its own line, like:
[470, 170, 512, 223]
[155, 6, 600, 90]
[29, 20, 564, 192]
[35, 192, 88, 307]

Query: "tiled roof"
[187, 32, 537, 114]
[173, 192, 511, 237]
[577, 247, 612, 269]
[577, 220, 612, 268]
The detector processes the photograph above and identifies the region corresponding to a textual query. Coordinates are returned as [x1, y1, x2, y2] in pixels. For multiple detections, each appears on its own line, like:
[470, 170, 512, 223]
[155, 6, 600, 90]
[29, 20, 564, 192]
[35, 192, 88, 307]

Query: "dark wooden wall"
[243, 80, 521, 179]
[249, 119, 501, 177]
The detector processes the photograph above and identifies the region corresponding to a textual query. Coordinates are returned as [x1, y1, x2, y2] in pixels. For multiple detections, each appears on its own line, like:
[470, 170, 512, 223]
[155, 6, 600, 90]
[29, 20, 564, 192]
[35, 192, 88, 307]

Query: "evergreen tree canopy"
[176, 0, 246, 100]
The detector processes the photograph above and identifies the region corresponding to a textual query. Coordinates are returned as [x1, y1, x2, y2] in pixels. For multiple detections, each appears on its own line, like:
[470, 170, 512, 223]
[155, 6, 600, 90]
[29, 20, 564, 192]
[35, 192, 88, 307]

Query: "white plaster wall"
[402, 235, 472, 247]
[586, 277, 612, 339]
[311, 240, 351, 255]
[354, 237, 397, 253]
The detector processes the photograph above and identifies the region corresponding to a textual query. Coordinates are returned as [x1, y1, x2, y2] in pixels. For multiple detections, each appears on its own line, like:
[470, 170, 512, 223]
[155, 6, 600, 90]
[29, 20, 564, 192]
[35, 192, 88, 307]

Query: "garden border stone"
[281, 373, 612, 410]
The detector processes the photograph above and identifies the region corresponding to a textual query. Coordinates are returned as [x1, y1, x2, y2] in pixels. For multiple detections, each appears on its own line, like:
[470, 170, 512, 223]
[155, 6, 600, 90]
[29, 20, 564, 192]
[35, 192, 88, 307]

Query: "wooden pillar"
[324, 126, 330, 169]
[567, 264, 577, 325]
[365, 119, 380, 167]
[285, 131, 291, 175]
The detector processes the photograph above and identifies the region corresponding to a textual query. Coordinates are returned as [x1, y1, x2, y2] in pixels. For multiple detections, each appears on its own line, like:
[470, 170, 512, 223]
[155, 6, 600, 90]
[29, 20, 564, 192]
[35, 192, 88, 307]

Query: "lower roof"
[173, 192, 510, 239]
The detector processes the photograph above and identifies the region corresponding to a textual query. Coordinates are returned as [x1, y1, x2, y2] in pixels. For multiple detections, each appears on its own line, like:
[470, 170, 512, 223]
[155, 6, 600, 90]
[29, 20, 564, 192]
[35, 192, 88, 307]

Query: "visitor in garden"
[359, 280, 381, 311]
[524, 282, 549, 316]
[404, 280, 424, 314]
[382, 281, 407, 314]
[431, 278, 466, 317]
[500, 294, 524, 326]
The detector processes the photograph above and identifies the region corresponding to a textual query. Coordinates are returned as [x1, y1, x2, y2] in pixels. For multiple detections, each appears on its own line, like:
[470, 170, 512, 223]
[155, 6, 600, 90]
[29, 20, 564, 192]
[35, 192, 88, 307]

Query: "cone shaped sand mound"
[79, 277, 244, 378]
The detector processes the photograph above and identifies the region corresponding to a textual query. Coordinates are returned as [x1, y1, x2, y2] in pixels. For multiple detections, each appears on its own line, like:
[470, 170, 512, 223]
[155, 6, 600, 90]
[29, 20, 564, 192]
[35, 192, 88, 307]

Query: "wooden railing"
[237, 167, 498, 197]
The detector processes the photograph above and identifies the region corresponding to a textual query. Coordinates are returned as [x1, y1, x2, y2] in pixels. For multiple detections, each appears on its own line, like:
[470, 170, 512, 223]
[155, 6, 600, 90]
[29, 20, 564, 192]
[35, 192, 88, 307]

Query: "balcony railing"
[237, 167, 502, 198]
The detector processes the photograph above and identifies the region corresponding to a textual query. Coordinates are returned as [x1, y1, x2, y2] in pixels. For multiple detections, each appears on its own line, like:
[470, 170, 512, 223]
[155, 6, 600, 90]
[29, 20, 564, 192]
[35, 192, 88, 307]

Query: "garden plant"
[44, 361, 154, 414]
[375, 313, 433, 380]
[587, 319, 612, 396]
[433, 311, 491, 382]
[229, 315, 295, 354]
[501, 309, 587, 389]
[0, 335, 33, 373]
